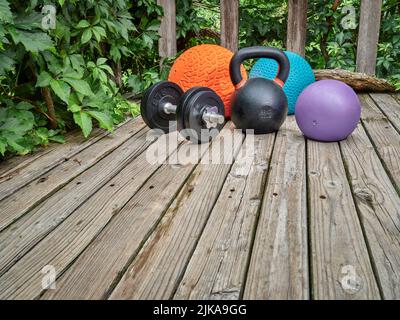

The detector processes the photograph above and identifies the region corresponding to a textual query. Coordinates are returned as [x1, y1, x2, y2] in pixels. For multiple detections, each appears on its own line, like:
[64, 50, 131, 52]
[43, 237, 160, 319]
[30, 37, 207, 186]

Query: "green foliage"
[192, 0, 399, 88]
[239, 0, 287, 49]
[1, 0, 399, 157]
[0, 0, 161, 156]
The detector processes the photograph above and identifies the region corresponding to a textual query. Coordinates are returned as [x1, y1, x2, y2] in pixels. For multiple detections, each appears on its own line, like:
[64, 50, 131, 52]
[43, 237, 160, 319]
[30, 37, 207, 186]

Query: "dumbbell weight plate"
[177, 87, 225, 144]
[176, 86, 207, 133]
[140, 81, 183, 133]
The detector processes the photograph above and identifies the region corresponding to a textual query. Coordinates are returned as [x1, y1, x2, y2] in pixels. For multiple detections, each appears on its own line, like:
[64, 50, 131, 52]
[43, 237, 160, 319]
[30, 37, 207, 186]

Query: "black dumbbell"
[140, 81, 225, 143]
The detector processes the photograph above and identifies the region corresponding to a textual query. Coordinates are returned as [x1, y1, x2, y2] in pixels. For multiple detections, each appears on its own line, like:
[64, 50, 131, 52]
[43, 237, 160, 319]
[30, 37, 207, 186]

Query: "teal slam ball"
[250, 51, 315, 115]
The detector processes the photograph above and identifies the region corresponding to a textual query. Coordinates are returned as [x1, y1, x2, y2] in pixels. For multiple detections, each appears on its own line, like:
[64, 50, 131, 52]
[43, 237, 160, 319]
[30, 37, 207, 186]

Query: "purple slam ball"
[295, 80, 361, 142]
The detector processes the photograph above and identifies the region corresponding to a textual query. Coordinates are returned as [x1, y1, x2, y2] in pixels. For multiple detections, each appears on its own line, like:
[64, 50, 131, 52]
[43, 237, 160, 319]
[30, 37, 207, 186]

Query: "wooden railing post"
[286, 0, 308, 57]
[356, 0, 382, 75]
[220, 0, 239, 52]
[157, 0, 177, 63]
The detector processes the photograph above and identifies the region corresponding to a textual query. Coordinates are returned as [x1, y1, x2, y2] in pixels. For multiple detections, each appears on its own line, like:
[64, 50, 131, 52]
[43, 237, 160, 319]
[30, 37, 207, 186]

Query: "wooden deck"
[0, 93, 399, 300]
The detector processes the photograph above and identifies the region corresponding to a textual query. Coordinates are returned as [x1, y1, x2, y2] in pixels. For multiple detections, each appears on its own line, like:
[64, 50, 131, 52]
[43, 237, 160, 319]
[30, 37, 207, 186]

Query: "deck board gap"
[239, 132, 277, 300]
[42, 141, 187, 301]
[337, 140, 384, 299]
[101, 160, 198, 299]
[369, 94, 400, 135]
[305, 138, 314, 300]
[0, 121, 147, 234]
[360, 120, 400, 197]
[168, 136, 246, 299]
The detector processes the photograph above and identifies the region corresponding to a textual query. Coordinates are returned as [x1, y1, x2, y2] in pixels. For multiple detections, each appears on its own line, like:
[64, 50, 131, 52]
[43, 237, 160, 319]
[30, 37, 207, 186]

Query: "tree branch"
[112, 61, 122, 88]
[41, 87, 57, 129]
[314, 69, 396, 92]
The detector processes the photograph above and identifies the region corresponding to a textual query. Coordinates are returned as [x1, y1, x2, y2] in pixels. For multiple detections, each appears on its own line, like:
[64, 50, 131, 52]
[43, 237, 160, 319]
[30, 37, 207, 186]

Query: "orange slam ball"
[168, 44, 247, 118]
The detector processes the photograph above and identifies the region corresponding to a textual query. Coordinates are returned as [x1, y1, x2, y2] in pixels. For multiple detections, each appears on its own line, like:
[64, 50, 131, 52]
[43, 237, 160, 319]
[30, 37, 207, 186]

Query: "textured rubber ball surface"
[168, 44, 247, 118]
[250, 51, 315, 115]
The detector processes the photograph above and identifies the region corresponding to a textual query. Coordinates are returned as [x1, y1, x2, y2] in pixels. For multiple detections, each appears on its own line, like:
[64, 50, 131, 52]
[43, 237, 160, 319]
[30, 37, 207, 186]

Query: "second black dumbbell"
[140, 81, 225, 144]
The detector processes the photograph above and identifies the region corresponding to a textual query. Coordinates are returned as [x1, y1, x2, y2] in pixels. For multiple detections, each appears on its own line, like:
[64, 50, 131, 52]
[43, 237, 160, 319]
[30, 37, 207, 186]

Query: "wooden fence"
[157, 0, 383, 75]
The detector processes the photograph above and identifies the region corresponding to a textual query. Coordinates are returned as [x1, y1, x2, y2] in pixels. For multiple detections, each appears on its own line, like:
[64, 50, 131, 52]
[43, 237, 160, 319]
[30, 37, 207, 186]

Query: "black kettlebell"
[229, 46, 290, 134]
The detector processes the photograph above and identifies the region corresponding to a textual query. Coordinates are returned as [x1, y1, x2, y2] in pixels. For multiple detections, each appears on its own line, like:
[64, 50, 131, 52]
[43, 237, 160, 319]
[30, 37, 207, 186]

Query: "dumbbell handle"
[163, 102, 177, 114]
[163, 102, 224, 126]
[202, 110, 225, 125]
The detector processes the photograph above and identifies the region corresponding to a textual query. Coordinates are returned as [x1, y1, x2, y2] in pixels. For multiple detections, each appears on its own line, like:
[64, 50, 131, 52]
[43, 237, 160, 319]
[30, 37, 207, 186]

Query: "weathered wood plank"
[220, 0, 239, 52]
[109, 130, 244, 299]
[0, 125, 157, 277]
[42, 140, 211, 299]
[157, 0, 177, 60]
[0, 120, 132, 201]
[0, 129, 102, 177]
[0, 132, 181, 299]
[340, 123, 400, 299]
[358, 94, 400, 191]
[0, 118, 145, 232]
[370, 93, 400, 133]
[243, 117, 308, 300]
[356, 0, 382, 75]
[307, 140, 380, 299]
[174, 133, 274, 300]
[286, 0, 307, 57]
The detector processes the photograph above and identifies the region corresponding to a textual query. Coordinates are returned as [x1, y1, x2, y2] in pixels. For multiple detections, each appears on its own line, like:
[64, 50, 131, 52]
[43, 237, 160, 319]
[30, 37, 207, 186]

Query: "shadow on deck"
[0, 93, 399, 300]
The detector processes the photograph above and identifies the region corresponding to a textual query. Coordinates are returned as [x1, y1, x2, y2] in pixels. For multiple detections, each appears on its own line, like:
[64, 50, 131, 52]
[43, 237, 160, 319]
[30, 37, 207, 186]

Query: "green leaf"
[127, 75, 143, 94]
[9, 29, 53, 53]
[0, 0, 12, 23]
[87, 61, 96, 69]
[61, 67, 82, 80]
[62, 78, 93, 96]
[76, 20, 90, 28]
[69, 54, 85, 71]
[50, 79, 70, 104]
[13, 12, 43, 30]
[0, 53, 15, 74]
[68, 92, 82, 106]
[3, 132, 30, 155]
[96, 57, 107, 66]
[91, 27, 101, 42]
[146, 19, 160, 31]
[36, 71, 53, 87]
[81, 28, 92, 44]
[92, 26, 106, 42]
[142, 33, 154, 49]
[73, 112, 92, 138]
[0, 137, 6, 156]
[93, 26, 106, 37]
[35, 127, 49, 143]
[95, 69, 107, 83]
[15, 102, 34, 110]
[87, 110, 113, 131]
[49, 135, 65, 143]
[99, 64, 114, 75]
[58, 0, 65, 6]
[0, 109, 35, 134]
[68, 104, 81, 113]
[110, 45, 121, 62]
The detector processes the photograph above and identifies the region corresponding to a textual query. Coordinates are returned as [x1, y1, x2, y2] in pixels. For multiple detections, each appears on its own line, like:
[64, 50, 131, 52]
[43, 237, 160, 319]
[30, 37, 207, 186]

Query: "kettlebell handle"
[230, 46, 290, 87]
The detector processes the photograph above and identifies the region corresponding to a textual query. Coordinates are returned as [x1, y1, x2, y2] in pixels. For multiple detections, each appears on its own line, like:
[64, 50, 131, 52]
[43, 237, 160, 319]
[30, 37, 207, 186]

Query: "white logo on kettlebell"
[260, 107, 273, 119]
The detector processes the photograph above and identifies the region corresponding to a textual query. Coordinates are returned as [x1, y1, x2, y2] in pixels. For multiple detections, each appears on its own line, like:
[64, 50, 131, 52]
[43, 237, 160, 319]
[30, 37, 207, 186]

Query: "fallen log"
[314, 69, 396, 93]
